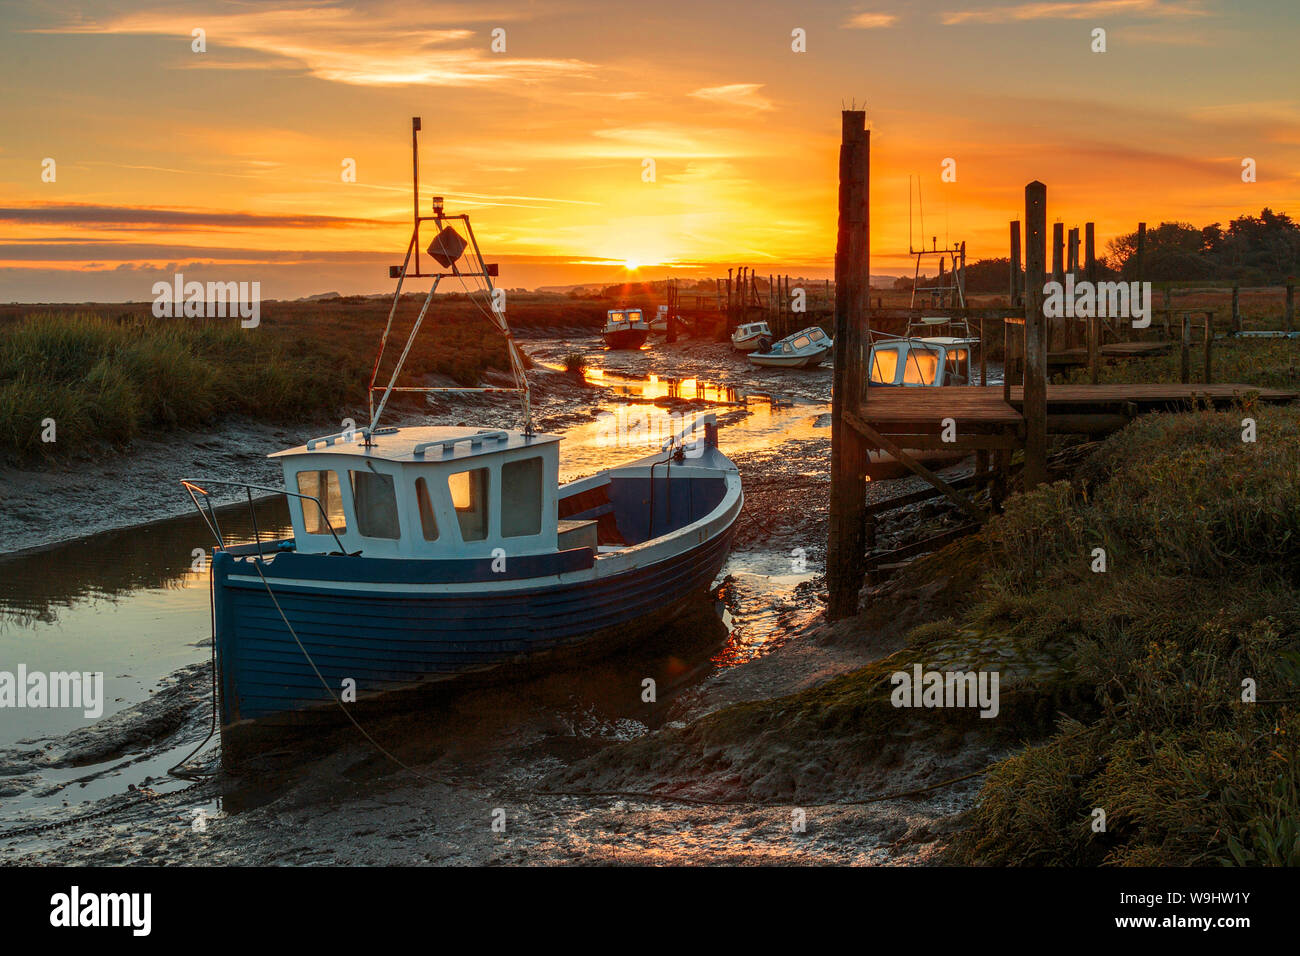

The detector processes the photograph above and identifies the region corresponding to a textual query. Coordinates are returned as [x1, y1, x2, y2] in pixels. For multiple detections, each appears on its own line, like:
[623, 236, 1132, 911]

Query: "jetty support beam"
[1023, 182, 1048, 489]
[828, 110, 870, 621]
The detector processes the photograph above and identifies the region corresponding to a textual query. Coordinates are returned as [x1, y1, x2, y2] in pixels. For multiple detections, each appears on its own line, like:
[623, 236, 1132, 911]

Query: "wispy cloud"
[688, 83, 774, 112]
[35, 3, 594, 87]
[844, 12, 900, 29]
[0, 204, 381, 229]
[942, 0, 1209, 26]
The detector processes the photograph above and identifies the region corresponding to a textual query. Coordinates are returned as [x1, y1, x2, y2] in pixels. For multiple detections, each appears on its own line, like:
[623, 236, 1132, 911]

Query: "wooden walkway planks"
[859, 386, 1023, 427]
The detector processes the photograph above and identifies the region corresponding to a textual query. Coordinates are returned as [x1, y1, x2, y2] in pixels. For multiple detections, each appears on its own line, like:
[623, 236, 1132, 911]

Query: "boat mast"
[367, 117, 533, 438]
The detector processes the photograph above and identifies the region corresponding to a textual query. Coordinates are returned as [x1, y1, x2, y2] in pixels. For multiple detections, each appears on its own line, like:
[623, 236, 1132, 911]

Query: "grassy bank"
[0, 296, 607, 463]
[553, 402, 1300, 865]
[949, 405, 1300, 865]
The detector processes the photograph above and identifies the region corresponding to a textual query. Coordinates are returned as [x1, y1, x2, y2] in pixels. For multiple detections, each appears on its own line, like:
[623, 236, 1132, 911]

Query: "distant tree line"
[1106, 208, 1300, 283]
[896, 208, 1299, 294]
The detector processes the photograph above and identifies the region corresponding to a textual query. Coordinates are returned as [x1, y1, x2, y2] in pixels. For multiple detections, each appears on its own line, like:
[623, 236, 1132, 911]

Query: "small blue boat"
[181, 117, 742, 735]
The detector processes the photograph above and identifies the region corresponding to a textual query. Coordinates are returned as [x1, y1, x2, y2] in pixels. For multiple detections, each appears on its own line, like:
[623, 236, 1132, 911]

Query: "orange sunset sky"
[1, 0, 1297, 300]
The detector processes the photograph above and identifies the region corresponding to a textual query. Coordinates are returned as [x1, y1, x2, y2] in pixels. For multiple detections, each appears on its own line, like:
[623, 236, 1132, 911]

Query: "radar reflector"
[427, 226, 467, 268]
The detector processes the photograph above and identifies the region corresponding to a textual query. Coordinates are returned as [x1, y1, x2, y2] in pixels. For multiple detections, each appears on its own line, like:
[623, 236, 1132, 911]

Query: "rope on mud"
[248, 559, 456, 788]
[529, 764, 994, 809]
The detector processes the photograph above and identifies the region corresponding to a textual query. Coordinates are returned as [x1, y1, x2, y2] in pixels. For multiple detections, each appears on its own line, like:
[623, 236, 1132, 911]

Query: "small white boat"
[649, 305, 670, 333]
[730, 321, 771, 352]
[748, 326, 833, 368]
[603, 308, 649, 349]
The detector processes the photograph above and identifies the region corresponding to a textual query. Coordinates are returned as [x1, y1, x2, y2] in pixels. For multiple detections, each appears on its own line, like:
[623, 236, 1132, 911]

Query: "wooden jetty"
[825, 109, 1300, 619]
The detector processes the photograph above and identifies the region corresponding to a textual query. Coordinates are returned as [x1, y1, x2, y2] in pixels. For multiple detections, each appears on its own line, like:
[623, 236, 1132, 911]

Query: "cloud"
[844, 12, 900, 29]
[34, 3, 594, 87]
[688, 83, 774, 112]
[941, 0, 1209, 25]
[0, 204, 383, 229]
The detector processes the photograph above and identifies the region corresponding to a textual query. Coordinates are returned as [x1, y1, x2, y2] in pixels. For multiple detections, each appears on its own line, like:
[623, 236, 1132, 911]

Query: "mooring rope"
[248, 559, 455, 787]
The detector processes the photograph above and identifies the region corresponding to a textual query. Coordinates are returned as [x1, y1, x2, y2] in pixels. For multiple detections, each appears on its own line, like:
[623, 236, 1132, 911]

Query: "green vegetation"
[0, 302, 536, 462]
[950, 406, 1300, 865]
[1063, 335, 1300, 391]
[562, 352, 587, 375]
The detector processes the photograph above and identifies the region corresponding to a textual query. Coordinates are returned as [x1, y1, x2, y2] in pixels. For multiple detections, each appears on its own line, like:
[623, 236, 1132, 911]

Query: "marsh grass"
[0, 300, 567, 462]
[951, 405, 1300, 865]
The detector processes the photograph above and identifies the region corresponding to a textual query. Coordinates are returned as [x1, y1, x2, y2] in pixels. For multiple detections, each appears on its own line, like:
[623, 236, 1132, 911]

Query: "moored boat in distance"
[603, 308, 650, 349]
[748, 325, 833, 368]
[731, 321, 771, 352]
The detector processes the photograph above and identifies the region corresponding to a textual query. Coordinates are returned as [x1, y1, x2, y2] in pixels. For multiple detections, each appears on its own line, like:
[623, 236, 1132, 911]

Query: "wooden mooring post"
[1009, 220, 1022, 306]
[1232, 282, 1241, 333]
[1085, 222, 1099, 383]
[827, 110, 871, 620]
[1024, 182, 1048, 490]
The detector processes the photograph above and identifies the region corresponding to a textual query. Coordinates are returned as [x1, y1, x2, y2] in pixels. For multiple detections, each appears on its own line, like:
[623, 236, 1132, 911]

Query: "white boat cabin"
[773, 326, 829, 355]
[604, 308, 647, 330]
[868, 338, 974, 387]
[270, 426, 564, 559]
[734, 322, 770, 340]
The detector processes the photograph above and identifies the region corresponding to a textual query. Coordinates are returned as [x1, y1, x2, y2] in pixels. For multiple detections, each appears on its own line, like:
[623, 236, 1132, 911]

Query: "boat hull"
[748, 347, 831, 368]
[603, 327, 649, 349]
[212, 462, 741, 728]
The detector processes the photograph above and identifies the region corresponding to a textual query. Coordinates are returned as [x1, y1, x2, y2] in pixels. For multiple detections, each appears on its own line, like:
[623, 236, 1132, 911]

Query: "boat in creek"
[602, 308, 650, 349]
[748, 325, 833, 367]
[181, 119, 742, 738]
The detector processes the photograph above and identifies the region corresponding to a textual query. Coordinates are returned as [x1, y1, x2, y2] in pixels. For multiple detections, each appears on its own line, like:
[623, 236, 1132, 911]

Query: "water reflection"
[0, 497, 291, 632]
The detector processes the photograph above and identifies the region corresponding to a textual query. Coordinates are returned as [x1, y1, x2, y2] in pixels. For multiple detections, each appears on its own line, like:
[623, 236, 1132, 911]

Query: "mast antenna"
[367, 117, 533, 439]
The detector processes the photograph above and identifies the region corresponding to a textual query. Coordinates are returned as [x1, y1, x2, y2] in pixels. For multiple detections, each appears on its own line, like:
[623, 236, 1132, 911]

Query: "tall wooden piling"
[1136, 222, 1146, 285]
[1232, 282, 1241, 332]
[1085, 223, 1098, 383]
[1023, 182, 1048, 490]
[827, 110, 870, 621]
[1009, 221, 1022, 305]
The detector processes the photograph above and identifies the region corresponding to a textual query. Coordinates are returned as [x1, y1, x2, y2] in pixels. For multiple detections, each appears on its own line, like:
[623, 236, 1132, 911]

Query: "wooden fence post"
[1024, 182, 1048, 490]
[1232, 282, 1241, 333]
[1180, 312, 1190, 383]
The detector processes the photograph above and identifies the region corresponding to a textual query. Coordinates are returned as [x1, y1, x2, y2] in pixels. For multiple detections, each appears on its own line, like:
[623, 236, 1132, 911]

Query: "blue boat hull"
[212, 522, 736, 728]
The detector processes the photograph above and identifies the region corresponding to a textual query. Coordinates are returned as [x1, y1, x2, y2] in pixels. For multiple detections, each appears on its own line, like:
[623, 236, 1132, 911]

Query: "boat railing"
[179, 478, 347, 557]
[413, 430, 509, 458]
[660, 412, 716, 456]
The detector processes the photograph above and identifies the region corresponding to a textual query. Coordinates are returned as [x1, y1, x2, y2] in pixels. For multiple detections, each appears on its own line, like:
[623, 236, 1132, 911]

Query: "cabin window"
[296, 470, 347, 535]
[870, 348, 899, 384]
[902, 349, 941, 385]
[792, 335, 810, 349]
[449, 467, 489, 541]
[349, 469, 400, 539]
[414, 477, 439, 541]
[501, 457, 543, 537]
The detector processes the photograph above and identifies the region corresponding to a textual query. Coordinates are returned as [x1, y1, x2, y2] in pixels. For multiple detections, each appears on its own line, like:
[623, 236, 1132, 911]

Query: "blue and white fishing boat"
[182, 118, 742, 732]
